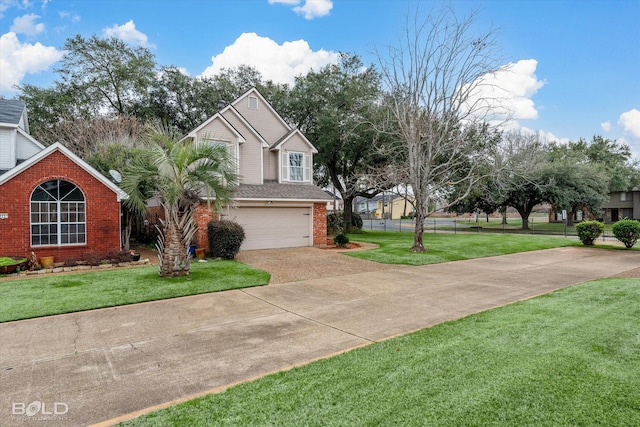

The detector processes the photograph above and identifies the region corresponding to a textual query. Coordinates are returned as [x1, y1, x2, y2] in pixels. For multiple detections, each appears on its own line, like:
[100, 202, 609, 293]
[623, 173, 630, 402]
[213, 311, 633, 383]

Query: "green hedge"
[612, 219, 640, 248]
[207, 219, 246, 259]
[575, 220, 604, 245]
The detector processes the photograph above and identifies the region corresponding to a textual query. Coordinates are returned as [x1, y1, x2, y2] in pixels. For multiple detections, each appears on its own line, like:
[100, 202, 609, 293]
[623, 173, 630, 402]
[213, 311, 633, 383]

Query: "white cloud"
[0, 31, 64, 92]
[59, 10, 80, 23]
[200, 32, 339, 85]
[468, 59, 546, 122]
[103, 20, 153, 47]
[601, 121, 611, 132]
[269, 0, 333, 19]
[10, 13, 45, 36]
[618, 109, 640, 139]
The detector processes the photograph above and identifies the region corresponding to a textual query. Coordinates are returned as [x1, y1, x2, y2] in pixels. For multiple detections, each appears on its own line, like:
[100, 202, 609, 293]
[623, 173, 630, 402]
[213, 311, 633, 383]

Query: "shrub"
[327, 211, 363, 233]
[207, 219, 246, 259]
[612, 219, 640, 248]
[327, 211, 345, 234]
[351, 212, 363, 229]
[333, 231, 350, 248]
[575, 220, 604, 245]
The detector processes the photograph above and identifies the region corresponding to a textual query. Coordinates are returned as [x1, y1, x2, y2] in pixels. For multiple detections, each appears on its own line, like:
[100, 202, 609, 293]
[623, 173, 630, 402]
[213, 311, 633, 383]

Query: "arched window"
[30, 180, 86, 246]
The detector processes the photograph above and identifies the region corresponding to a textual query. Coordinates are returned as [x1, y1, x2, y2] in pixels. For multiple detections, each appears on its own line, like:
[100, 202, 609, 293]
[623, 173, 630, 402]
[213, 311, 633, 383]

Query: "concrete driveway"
[1, 246, 638, 426]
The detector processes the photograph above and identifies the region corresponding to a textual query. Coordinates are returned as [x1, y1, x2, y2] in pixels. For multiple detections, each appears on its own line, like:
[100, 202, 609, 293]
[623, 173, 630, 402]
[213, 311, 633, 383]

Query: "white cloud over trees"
[200, 32, 339, 85]
[619, 109, 640, 139]
[103, 20, 153, 47]
[0, 31, 64, 92]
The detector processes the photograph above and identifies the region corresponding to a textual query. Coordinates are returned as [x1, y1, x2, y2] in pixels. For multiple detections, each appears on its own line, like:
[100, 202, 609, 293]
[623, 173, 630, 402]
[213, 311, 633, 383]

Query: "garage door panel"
[230, 207, 312, 250]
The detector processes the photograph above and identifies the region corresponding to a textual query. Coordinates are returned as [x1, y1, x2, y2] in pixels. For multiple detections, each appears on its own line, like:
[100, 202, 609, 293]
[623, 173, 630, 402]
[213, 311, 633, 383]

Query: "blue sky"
[1, 0, 639, 154]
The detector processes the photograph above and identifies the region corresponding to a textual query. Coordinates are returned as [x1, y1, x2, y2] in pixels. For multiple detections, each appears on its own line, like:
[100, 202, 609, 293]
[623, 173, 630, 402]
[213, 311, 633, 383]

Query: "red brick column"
[313, 203, 327, 246]
[195, 203, 218, 251]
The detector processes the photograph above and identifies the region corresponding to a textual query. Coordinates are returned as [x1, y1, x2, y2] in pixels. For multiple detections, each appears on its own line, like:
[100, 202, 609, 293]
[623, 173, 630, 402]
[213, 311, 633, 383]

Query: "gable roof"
[183, 111, 247, 143]
[0, 142, 128, 201]
[223, 105, 270, 148]
[231, 87, 291, 130]
[0, 99, 27, 128]
[270, 129, 318, 154]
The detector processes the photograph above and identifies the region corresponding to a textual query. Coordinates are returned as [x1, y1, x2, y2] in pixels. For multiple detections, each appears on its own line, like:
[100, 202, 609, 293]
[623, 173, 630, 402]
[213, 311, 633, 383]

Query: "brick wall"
[313, 202, 327, 246]
[0, 150, 122, 263]
[195, 203, 218, 251]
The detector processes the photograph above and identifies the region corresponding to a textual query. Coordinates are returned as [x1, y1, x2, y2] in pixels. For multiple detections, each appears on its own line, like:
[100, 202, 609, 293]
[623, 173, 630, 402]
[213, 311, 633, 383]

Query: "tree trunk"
[343, 195, 355, 232]
[515, 206, 532, 230]
[501, 208, 508, 225]
[158, 213, 190, 277]
[412, 206, 426, 252]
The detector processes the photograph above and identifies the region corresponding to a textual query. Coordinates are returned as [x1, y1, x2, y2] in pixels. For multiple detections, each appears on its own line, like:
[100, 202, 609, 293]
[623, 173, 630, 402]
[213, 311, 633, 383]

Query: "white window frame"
[30, 180, 86, 247]
[282, 151, 310, 182]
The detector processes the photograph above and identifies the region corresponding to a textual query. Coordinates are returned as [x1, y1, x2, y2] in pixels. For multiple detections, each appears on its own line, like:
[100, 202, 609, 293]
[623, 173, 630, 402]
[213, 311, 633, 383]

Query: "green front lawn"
[0, 261, 270, 322]
[346, 231, 581, 265]
[122, 278, 640, 426]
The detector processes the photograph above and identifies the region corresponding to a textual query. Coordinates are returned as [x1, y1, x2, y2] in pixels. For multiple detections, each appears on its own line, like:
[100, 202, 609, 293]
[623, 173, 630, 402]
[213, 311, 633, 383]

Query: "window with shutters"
[282, 152, 310, 182]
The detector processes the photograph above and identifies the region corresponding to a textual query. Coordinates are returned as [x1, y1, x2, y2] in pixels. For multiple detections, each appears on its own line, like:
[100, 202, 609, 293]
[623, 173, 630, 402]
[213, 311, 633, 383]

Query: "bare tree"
[377, 6, 505, 252]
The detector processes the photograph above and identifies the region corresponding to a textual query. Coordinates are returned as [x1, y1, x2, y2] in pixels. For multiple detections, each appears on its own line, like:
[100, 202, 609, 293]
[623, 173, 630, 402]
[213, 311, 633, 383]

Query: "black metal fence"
[362, 217, 620, 243]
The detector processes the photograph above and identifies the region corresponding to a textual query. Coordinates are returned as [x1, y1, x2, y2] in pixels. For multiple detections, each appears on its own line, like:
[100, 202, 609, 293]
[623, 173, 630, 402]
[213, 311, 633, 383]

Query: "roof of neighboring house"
[232, 181, 333, 202]
[0, 99, 26, 126]
[0, 142, 129, 202]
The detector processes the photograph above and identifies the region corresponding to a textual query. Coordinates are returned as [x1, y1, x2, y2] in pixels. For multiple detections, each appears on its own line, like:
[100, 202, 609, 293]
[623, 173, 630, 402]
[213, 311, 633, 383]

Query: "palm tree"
[121, 127, 238, 277]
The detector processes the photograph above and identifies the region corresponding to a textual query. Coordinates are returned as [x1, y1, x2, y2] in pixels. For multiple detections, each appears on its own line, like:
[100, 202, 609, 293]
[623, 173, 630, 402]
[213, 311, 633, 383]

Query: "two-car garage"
[227, 206, 313, 250]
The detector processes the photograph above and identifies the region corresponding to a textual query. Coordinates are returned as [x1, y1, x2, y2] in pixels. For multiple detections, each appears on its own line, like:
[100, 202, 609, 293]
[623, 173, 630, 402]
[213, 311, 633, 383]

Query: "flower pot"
[195, 248, 206, 260]
[40, 256, 54, 269]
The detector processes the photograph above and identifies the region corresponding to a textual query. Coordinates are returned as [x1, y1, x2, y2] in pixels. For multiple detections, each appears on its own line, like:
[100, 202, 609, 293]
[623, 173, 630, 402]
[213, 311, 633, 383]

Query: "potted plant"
[40, 256, 54, 269]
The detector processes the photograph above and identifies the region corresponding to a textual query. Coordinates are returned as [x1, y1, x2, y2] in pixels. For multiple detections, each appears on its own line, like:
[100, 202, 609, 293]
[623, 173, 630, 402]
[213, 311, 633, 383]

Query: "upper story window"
[621, 192, 633, 201]
[282, 151, 310, 182]
[30, 180, 86, 246]
[248, 96, 258, 110]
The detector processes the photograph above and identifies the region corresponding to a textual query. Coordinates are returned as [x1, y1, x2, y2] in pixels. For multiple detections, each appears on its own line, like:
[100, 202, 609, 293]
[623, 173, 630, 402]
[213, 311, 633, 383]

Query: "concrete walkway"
[1, 247, 638, 426]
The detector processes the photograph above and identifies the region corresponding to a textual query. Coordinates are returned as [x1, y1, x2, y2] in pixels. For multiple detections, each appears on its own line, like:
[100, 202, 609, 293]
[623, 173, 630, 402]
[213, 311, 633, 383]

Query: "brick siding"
[313, 202, 327, 246]
[0, 150, 122, 263]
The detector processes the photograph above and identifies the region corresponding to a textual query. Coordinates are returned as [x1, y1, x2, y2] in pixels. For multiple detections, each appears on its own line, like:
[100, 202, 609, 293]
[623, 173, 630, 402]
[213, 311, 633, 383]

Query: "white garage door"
[231, 207, 312, 250]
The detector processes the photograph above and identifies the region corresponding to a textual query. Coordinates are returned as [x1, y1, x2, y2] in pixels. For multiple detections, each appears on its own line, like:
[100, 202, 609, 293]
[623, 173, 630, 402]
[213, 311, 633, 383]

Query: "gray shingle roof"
[0, 99, 25, 125]
[234, 182, 333, 201]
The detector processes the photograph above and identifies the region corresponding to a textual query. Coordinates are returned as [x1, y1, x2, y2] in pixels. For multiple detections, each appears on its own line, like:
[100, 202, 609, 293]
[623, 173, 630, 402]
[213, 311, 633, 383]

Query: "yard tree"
[120, 125, 238, 277]
[287, 53, 394, 230]
[378, 6, 504, 251]
[58, 34, 157, 116]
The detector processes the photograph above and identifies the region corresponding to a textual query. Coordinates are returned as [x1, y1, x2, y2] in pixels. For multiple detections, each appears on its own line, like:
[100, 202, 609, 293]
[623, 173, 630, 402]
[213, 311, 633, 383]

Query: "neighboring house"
[324, 190, 344, 211]
[182, 88, 332, 250]
[602, 189, 640, 222]
[0, 99, 127, 262]
[356, 194, 415, 220]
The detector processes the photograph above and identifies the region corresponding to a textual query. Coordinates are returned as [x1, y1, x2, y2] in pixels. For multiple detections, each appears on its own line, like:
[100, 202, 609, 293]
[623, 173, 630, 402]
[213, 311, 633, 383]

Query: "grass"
[122, 278, 640, 426]
[346, 231, 581, 265]
[0, 261, 270, 322]
[0, 256, 27, 267]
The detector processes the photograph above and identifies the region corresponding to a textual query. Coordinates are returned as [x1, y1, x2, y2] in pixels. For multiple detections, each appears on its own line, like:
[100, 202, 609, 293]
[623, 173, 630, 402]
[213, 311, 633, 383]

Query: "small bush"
[351, 212, 363, 229]
[327, 211, 363, 233]
[575, 220, 604, 245]
[612, 219, 640, 248]
[333, 231, 350, 248]
[327, 211, 345, 234]
[207, 219, 246, 259]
